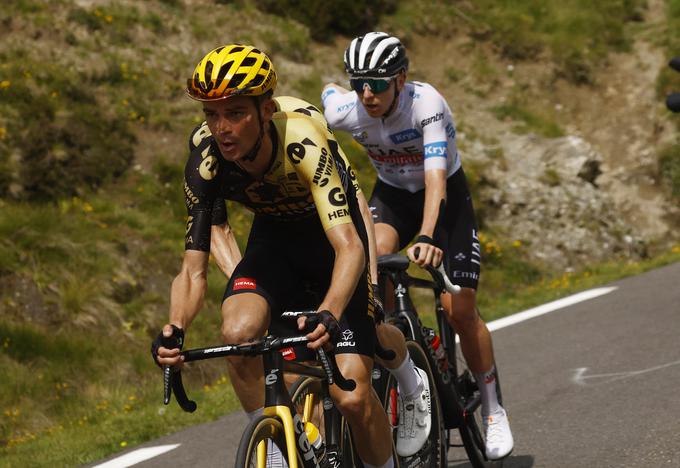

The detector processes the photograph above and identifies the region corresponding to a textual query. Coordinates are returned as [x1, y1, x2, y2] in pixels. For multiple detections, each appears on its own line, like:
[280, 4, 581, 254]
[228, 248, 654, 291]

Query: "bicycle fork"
[261, 352, 319, 468]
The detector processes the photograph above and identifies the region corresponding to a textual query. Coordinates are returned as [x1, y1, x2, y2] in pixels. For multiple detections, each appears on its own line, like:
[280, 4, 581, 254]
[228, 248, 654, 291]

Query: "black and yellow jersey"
[184, 96, 363, 251]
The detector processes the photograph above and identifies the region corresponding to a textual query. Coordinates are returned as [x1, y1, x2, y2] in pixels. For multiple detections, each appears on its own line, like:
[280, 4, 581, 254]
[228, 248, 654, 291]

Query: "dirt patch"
[0, 273, 59, 326]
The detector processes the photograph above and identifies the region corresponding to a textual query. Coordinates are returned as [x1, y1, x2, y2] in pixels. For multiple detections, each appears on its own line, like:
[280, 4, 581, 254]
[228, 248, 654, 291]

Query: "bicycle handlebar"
[281, 309, 397, 362]
[163, 332, 356, 412]
[412, 247, 462, 294]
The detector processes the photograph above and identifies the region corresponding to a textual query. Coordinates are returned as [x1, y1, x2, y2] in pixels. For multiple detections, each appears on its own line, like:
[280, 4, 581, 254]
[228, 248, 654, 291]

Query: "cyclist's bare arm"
[357, 191, 378, 282]
[407, 168, 447, 267]
[305, 222, 365, 350]
[156, 250, 209, 367]
[209, 221, 242, 279]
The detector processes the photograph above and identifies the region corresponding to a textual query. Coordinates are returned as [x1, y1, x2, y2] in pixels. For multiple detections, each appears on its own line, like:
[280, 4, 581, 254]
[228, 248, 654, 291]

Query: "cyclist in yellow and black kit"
[152, 44, 395, 468]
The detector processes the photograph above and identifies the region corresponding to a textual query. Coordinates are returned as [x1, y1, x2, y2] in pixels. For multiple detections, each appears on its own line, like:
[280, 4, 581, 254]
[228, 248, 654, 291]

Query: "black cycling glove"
[304, 310, 342, 344]
[151, 325, 185, 368]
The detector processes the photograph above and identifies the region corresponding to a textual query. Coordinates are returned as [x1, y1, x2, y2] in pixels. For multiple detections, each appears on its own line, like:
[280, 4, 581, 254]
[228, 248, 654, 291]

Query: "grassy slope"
[1, 0, 679, 466]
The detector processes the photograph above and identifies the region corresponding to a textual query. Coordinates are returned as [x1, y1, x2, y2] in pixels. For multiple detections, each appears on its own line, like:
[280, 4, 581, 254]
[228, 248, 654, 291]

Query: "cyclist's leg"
[220, 226, 297, 413]
[331, 352, 393, 466]
[221, 292, 270, 412]
[370, 180, 433, 455]
[438, 168, 513, 460]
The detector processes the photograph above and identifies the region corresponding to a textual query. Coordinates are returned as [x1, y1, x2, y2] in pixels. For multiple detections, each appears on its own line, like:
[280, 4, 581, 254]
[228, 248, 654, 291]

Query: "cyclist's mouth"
[218, 140, 238, 156]
[364, 104, 381, 115]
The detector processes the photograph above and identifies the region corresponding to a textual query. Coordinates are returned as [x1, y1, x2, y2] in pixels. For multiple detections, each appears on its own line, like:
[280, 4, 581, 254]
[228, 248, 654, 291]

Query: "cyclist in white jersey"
[322, 32, 514, 461]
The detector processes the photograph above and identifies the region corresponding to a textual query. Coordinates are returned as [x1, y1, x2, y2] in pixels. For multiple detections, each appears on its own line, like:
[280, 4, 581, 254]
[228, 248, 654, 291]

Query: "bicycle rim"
[289, 376, 358, 467]
[440, 320, 488, 467]
[234, 415, 288, 468]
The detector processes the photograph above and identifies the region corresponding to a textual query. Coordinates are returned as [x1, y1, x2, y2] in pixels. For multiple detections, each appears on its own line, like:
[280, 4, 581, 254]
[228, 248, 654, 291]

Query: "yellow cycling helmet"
[187, 44, 277, 101]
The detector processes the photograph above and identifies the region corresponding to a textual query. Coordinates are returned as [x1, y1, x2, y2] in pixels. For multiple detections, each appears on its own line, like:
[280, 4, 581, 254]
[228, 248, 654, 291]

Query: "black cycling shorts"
[369, 168, 481, 289]
[223, 215, 376, 358]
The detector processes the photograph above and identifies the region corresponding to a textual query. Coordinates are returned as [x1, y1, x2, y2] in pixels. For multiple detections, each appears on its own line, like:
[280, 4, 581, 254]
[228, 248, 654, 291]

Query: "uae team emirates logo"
[233, 277, 257, 291]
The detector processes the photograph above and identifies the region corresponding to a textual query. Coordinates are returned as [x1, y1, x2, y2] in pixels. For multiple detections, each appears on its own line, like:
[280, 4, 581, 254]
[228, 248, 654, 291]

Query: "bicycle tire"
[234, 414, 290, 468]
[289, 376, 359, 467]
[439, 316, 493, 468]
[382, 340, 446, 468]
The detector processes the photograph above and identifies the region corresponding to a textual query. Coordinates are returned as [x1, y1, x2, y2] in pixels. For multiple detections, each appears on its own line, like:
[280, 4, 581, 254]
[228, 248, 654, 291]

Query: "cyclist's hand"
[298, 310, 341, 351]
[407, 241, 443, 268]
[151, 324, 185, 368]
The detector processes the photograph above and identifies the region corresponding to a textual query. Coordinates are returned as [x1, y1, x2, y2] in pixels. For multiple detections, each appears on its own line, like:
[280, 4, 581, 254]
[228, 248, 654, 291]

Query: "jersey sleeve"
[321, 87, 357, 132]
[284, 119, 354, 232]
[183, 125, 221, 251]
[418, 93, 456, 172]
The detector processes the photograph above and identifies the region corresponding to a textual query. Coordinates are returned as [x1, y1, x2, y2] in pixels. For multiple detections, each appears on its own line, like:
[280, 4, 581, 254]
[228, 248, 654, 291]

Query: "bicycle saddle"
[378, 254, 410, 271]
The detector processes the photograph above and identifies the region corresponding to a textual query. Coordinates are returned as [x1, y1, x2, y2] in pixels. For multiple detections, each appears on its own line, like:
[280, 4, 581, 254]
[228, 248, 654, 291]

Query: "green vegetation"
[658, 142, 680, 199]
[463, 0, 646, 84]
[491, 103, 564, 138]
[254, 0, 399, 41]
[384, 0, 645, 84]
[1, 0, 679, 466]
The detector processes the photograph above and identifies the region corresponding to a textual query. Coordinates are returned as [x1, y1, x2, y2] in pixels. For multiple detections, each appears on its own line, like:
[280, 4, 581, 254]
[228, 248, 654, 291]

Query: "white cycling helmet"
[344, 32, 409, 78]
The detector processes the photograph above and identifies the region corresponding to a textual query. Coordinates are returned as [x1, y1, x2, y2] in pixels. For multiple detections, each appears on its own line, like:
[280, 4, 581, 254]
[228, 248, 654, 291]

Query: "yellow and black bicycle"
[162, 311, 360, 468]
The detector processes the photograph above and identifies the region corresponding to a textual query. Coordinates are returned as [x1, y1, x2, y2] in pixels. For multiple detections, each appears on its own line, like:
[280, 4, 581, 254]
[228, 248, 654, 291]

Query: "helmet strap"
[382, 82, 400, 119]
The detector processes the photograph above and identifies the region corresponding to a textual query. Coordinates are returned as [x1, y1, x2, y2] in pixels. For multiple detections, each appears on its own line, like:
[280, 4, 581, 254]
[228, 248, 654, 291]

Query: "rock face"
[475, 134, 653, 270]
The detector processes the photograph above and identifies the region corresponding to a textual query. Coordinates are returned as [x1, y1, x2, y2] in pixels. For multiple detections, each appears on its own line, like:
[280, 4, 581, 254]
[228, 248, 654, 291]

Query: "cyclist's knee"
[221, 319, 260, 344]
[221, 294, 269, 343]
[333, 385, 373, 420]
[374, 224, 399, 255]
[376, 239, 397, 256]
[445, 288, 481, 330]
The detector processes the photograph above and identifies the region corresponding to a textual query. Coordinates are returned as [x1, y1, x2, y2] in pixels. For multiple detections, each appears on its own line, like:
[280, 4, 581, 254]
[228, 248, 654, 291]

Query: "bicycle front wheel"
[289, 375, 359, 467]
[234, 414, 290, 468]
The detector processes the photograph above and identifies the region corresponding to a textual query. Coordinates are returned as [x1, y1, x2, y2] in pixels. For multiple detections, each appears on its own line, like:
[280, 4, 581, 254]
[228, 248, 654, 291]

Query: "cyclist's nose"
[361, 87, 375, 101]
[215, 116, 232, 136]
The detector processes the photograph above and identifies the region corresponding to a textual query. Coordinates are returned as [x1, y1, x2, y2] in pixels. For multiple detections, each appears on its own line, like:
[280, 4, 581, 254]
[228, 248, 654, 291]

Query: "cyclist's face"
[202, 96, 263, 162]
[355, 73, 405, 118]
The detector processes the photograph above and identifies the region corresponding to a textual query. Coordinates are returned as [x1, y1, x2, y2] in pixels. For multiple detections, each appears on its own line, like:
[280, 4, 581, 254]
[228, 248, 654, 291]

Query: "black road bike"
[375, 254, 503, 468]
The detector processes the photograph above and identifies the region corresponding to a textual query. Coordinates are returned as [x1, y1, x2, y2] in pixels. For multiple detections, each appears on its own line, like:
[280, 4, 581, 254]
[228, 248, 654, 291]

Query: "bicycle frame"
[378, 260, 467, 429]
[166, 333, 355, 468]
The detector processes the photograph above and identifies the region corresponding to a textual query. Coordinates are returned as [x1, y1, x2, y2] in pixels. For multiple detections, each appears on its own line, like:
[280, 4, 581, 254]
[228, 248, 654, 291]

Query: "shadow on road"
[448, 454, 535, 468]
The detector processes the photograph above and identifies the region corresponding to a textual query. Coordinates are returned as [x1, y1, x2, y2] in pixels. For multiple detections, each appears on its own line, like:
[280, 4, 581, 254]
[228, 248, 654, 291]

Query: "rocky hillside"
[390, 0, 679, 270]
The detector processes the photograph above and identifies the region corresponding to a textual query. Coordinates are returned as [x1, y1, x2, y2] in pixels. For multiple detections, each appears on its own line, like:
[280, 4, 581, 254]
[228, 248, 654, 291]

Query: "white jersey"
[322, 81, 460, 193]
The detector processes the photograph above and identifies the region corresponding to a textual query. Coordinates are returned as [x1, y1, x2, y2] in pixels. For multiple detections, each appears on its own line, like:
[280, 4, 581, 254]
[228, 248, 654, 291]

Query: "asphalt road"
[87, 261, 680, 468]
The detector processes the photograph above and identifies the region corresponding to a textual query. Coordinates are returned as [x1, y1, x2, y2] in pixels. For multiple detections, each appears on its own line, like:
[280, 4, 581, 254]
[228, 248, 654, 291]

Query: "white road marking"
[486, 286, 618, 332]
[572, 359, 680, 385]
[92, 444, 180, 468]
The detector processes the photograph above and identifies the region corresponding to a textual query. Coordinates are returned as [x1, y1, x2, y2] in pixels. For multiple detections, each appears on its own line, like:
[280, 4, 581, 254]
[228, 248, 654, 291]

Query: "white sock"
[389, 352, 422, 400]
[362, 457, 395, 468]
[247, 407, 288, 468]
[474, 366, 502, 417]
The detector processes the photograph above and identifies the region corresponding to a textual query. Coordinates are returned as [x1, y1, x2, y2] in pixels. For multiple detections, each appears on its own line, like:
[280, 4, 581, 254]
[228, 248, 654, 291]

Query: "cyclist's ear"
[259, 94, 276, 121]
[395, 70, 407, 92]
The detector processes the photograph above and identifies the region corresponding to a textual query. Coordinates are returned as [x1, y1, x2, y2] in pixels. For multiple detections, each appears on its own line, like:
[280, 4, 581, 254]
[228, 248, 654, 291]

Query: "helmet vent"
[229, 73, 247, 89]
[241, 56, 257, 67]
